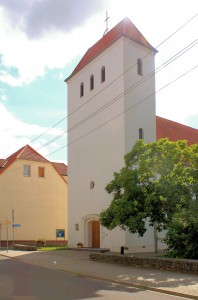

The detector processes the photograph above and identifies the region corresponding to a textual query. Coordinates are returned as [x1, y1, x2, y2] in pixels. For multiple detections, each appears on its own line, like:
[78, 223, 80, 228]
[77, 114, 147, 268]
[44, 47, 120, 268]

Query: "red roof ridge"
[0, 145, 49, 175]
[65, 17, 157, 81]
[0, 145, 68, 182]
[16, 145, 50, 163]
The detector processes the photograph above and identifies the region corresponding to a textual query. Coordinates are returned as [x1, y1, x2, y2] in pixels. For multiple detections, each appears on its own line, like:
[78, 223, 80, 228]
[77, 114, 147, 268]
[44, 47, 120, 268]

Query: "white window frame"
[24, 164, 31, 177]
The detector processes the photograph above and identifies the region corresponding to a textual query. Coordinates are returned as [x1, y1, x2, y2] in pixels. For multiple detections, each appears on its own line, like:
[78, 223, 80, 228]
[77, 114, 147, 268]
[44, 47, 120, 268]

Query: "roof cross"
[103, 11, 109, 36]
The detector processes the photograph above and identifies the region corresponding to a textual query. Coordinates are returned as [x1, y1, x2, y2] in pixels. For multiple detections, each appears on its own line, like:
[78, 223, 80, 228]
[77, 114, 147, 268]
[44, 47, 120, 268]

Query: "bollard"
[120, 246, 124, 255]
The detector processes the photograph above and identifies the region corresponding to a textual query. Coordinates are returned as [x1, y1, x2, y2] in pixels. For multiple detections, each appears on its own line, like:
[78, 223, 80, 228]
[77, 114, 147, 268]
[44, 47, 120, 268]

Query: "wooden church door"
[92, 221, 100, 248]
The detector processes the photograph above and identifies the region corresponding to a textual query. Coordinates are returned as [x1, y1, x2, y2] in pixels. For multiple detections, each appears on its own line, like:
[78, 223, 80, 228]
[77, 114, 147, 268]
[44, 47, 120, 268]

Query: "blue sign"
[12, 224, 21, 228]
[56, 229, 65, 238]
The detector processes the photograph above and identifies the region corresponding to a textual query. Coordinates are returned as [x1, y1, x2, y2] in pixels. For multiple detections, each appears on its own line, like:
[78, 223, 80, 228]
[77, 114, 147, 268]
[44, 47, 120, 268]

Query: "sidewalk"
[0, 249, 198, 299]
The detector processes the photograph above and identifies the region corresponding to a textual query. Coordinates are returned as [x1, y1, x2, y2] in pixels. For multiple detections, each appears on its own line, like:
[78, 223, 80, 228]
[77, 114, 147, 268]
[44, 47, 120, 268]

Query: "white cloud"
[0, 13, 46, 85]
[0, 7, 106, 86]
[0, 88, 7, 101]
[0, 71, 24, 87]
[0, 102, 64, 158]
[0, 0, 197, 152]
[0, 0, 197, 87]
[0, 0, 105, 39]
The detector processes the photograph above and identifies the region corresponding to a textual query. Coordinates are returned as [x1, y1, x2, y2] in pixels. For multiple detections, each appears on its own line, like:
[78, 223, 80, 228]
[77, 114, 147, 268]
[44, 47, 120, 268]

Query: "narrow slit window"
[139, 128, 144, 140]
[101, 66, 105, 82]
[90, 75, 94, 90]
[38, 167, 45, 178]
[137, 58, 143, 76]
[80, 82, 84, 97]
[24, 164, 31, 177]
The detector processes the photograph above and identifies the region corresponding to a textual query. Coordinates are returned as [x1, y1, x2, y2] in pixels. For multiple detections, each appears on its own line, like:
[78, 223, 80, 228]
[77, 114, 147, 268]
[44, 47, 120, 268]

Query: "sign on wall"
[56, 229, 65, 238]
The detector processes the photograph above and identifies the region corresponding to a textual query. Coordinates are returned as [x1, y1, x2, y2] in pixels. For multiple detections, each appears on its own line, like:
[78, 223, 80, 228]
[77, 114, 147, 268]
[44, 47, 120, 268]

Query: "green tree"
[164, 200, 198, 258]
[100, 139, 197, 236]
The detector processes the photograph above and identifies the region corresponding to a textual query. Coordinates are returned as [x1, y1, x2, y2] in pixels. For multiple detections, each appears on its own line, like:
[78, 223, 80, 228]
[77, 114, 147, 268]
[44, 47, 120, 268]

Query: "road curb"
[55, 268, 198, 300]
[1, 252, 197, 300]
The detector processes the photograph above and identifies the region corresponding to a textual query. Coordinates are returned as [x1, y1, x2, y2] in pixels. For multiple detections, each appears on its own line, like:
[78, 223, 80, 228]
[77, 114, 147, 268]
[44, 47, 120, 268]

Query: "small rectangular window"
[38, 167, 45, 178]
[24, 164, 31, 177]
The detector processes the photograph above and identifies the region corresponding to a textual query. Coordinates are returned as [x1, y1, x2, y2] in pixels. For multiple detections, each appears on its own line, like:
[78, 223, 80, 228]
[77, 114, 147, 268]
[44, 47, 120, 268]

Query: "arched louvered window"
[101, 66, 105, 82]
[137, 58, 143, 76]
[80, 82, 84, 97]
[90, 75, 94, 90]
[139, 128, 144, 140]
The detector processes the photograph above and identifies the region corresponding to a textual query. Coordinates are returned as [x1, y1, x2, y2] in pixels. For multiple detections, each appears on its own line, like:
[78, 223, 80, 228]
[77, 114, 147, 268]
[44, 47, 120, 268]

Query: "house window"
[139, 128, 144, 140]
[90, 75, 94, 90]
[137, 58, 143, 76]
[80, 82, 84, 97]
[24, 164, 31, 177]
[101, 66, 105, 82]
[38, 167, 45, 178]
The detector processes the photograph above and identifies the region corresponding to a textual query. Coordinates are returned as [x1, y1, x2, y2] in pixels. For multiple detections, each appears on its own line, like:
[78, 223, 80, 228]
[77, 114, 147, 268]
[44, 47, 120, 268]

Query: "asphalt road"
[0, 256, 191, 300]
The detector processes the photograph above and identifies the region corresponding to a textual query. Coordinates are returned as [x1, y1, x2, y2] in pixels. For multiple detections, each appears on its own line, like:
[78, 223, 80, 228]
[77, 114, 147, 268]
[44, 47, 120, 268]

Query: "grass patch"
[38, 245, 68, 251]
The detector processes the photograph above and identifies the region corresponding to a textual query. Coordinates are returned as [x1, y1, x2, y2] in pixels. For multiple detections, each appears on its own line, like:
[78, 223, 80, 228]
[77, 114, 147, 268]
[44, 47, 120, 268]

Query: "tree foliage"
[164, 201, 198, 259]
[100, 139, 198, 237]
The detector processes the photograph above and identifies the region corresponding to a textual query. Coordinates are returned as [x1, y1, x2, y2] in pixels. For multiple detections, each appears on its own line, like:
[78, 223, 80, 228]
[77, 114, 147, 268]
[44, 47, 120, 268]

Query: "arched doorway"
[83, 215, 101, 248]
[92, 220, 100, 248]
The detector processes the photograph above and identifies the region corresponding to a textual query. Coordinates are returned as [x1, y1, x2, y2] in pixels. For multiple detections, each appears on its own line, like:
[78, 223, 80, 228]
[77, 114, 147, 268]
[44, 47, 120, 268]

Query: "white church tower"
[65, 17, 158, 252]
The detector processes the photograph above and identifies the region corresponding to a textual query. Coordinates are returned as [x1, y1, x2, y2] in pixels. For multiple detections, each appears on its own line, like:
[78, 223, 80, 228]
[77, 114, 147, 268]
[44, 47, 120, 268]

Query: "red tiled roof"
[65, 17, 157, 81]
[17, 145, 49, 162]
[0, 145, 68, 180]
[52, 162, 68, 176]
[0, 145, 67, 178]
[156, 116, 198, 145]
[0, 145, 49, 175]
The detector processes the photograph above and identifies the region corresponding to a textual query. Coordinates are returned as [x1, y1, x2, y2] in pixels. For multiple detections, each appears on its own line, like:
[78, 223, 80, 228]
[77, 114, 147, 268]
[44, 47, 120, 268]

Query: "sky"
[0, 0, 197, 164]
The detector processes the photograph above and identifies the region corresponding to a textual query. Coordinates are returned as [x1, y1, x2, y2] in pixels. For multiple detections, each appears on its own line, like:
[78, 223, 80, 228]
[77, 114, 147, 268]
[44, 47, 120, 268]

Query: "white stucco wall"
[67, 35, 157, 251]
[67, 38, 126, 249]
[123, 37, 156, 151]
[122, 38, 157, 252]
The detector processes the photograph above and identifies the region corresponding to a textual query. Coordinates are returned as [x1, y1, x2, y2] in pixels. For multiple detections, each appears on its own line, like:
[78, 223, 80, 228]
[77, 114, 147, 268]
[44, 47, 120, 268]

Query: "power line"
[1, 13, 197, 162]
[36, 129, 67, 150]
[3, 64, 197, 175]
[67, 40, 197, 133]
[156, 12, 198, 48]
[46, 64, 198, 158]
[29, 13, 198, 146]
[36, 39, 198, 150]
[30, 116, 67, 143]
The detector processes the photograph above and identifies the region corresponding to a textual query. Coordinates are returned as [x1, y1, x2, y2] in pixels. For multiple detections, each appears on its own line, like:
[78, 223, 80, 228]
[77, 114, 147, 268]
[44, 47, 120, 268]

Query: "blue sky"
[0, 0, 197, 164]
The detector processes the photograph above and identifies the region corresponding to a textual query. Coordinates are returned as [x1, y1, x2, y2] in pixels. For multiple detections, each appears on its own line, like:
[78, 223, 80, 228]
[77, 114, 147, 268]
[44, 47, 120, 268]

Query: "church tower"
[65, 18, 158, 252]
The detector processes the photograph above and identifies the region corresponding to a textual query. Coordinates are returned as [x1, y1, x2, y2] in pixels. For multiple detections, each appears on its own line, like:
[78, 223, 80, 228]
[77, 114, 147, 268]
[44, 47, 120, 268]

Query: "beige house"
[0, 145, 67, 245]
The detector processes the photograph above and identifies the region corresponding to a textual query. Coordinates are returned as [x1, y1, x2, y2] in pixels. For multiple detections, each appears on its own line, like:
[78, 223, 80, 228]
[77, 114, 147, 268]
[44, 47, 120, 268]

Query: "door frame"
[82, 214, 100, 248]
